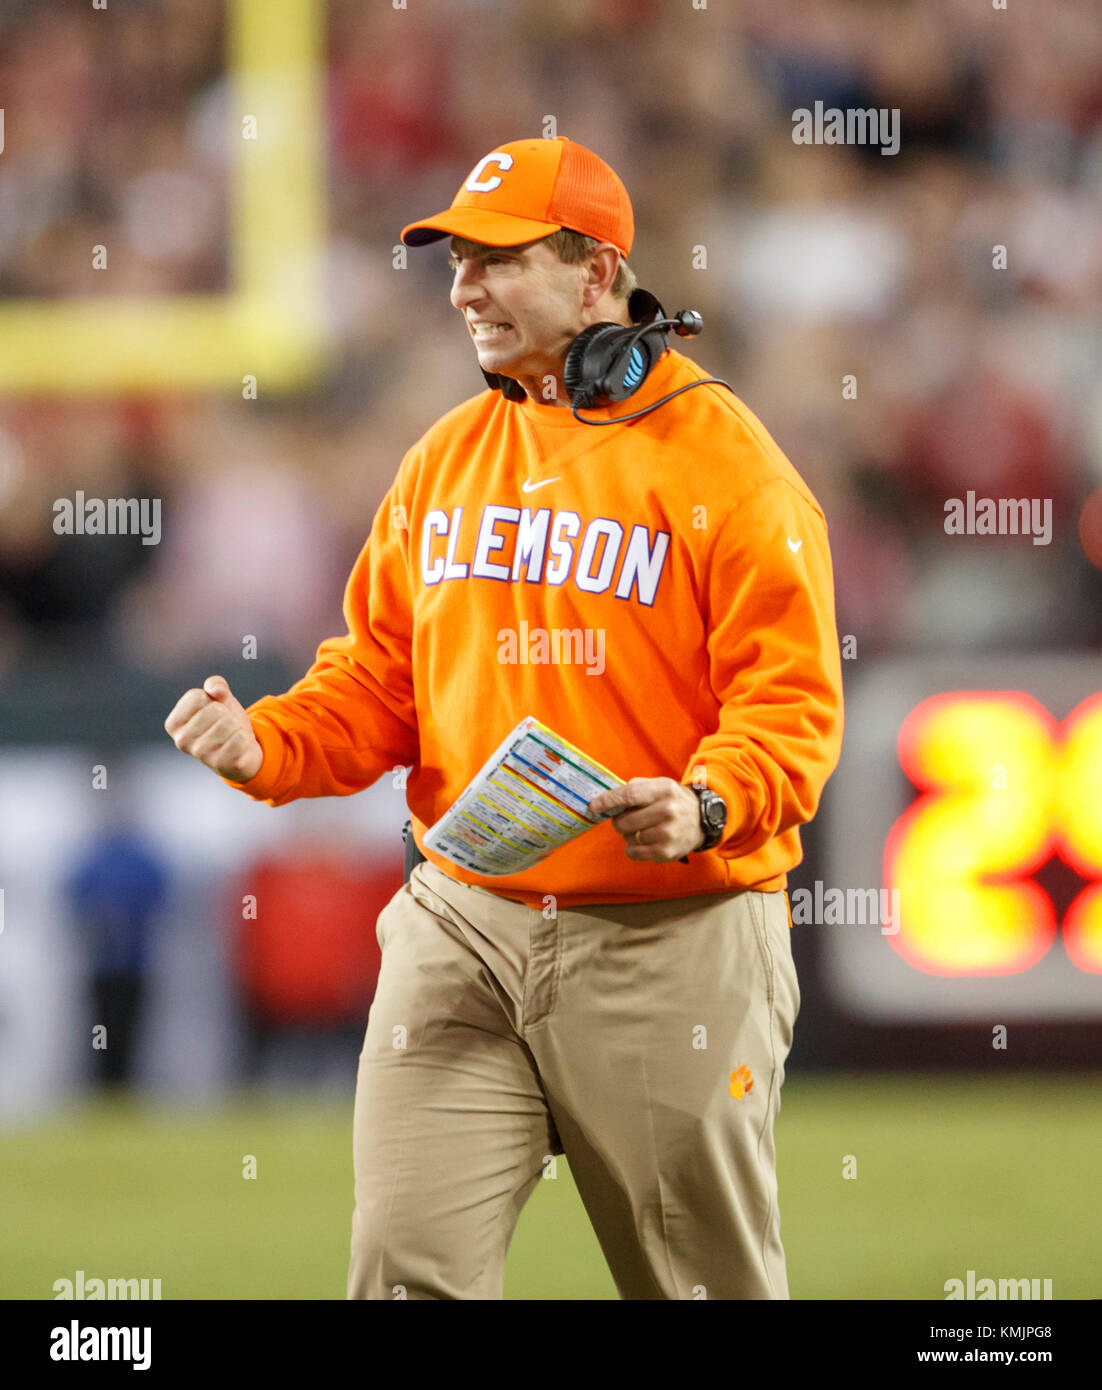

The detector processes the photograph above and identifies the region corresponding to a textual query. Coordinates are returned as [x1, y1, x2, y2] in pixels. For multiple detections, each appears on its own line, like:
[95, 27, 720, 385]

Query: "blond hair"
[542, 227, 636, 302]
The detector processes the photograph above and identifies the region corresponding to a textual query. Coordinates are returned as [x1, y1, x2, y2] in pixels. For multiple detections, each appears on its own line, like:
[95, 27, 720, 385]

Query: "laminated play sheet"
[422, 716, 624, 876]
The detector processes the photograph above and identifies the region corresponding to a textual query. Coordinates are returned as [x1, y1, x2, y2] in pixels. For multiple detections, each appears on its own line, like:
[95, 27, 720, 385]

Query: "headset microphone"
[671, 310, 703, 335]
[482, 290, 731, 423]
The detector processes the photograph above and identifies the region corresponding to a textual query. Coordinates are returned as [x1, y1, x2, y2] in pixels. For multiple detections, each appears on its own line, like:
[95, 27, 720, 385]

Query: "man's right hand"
[164, 675, 264, 783]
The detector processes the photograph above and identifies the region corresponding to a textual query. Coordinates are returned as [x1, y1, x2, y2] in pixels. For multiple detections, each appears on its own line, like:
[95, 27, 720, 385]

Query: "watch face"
[700, 795, 728, 834]
[705, 794, 726, 830]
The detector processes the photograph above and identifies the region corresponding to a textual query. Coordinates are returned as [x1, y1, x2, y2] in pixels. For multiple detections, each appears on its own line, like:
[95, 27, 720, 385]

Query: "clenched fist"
[164, 675, 263, 783]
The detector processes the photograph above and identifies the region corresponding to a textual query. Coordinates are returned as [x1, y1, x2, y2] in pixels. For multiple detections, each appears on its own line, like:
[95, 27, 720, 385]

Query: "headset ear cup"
[500, 376, 527, 402]
[562, 324, 608, 408]
[481, 368, 527, 402]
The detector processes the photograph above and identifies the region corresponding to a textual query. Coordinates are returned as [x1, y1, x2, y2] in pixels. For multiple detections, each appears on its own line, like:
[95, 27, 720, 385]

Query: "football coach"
[165, 136, 845, 1299]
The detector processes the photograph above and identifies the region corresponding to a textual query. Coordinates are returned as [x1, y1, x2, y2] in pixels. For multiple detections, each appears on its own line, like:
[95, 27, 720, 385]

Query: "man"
[164, 136, 844, 1300]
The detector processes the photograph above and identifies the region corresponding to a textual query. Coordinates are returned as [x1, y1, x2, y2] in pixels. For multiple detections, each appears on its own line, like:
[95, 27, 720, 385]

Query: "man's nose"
[449, 261, 486, 309]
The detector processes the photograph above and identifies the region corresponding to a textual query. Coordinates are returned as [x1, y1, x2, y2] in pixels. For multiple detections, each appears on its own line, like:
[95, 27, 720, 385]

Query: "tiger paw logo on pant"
[729, 1065, 754, 1100]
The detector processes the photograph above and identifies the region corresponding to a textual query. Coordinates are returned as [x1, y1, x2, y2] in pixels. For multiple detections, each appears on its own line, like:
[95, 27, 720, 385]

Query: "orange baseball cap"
[401, 137, 634, 258]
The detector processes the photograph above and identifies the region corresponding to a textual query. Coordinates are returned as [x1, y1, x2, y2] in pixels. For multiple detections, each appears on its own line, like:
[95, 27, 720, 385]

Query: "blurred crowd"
[1, 0, 1101, 677]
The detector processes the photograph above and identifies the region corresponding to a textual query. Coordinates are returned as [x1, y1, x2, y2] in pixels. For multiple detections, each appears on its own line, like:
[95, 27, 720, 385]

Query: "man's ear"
[581, 244, 622, 306]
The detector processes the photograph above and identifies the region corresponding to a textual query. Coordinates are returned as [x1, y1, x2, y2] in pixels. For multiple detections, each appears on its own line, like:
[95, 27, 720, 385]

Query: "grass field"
[2, 1072, 1096, 1300]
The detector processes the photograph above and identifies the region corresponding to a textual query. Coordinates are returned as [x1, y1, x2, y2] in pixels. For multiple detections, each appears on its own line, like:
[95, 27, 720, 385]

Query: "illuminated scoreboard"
[821, 657, 1102, 1021]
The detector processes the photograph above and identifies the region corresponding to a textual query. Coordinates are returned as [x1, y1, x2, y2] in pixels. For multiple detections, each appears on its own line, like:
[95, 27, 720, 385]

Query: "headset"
[480, 288, 733, 425]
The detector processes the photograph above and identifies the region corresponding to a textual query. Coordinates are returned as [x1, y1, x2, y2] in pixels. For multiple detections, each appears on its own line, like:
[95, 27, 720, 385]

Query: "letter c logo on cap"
[465, 151, 514, 194]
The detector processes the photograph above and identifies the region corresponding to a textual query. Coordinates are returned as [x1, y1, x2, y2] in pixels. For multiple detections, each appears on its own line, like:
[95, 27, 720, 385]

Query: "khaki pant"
[347, 859, 799, 1300]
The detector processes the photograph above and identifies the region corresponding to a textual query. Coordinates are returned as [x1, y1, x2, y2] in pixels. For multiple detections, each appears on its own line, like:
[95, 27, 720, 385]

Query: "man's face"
[448, 236, 586, 382]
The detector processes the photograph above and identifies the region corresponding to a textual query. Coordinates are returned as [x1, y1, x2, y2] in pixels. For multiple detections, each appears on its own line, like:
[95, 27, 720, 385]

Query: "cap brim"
[401, 207, 562, 249]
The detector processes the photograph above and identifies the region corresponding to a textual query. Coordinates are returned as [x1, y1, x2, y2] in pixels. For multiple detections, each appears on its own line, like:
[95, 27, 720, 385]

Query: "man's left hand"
[588, 778, 705, 862]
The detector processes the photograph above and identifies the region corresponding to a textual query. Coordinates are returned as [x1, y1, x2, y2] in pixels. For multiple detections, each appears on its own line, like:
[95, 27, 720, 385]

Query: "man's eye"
[448, 254, 510, 271]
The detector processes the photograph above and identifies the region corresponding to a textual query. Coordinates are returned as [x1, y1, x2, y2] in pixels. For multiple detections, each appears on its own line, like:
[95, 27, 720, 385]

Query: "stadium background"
[0, 0, 1100, 1300]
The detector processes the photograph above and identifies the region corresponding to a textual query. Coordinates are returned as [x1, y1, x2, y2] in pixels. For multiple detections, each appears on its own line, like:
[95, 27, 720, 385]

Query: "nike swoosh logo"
[787, 537, 803, 553]
[522, 476, 562, 492]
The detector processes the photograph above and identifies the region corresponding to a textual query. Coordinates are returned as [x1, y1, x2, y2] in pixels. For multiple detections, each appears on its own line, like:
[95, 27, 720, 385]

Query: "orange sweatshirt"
[224, 347, 844, 908]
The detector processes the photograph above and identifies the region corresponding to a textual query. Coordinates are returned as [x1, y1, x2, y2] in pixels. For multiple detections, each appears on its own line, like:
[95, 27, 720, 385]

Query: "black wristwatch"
[691, 786, 727, 851]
